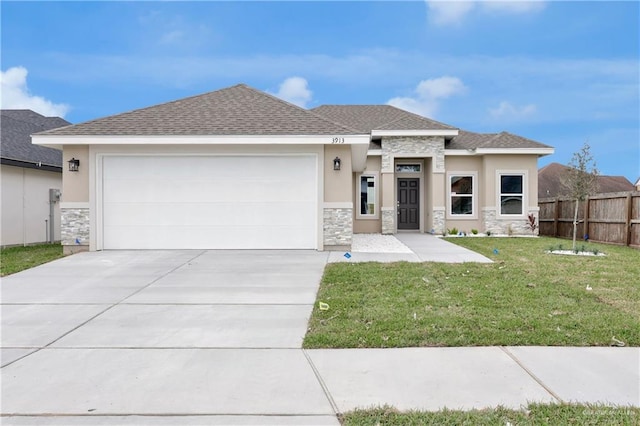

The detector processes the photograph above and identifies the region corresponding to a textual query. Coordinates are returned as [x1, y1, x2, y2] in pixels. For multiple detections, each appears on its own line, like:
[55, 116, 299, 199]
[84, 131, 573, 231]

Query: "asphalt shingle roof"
[447, 130, 552, 150]
[311, 105, 456, 132]
[37, 84, 362, 137]
[1, 110, 70, 167]
[538, 162, 634, 198]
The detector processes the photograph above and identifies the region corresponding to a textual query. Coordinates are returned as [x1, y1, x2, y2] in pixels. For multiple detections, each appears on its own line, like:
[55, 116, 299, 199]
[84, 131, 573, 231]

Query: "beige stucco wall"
[62, 145, 90, 202]
[442, 156, 483, 232]
[481, 154, 539, 209]
[354, 156, 382, 233]
[1, 165, 62, 246]
[324, 145, 352, 203]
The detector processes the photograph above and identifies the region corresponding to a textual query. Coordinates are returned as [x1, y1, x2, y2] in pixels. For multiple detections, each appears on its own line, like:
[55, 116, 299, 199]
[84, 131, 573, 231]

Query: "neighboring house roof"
[447, 130, 553, 150]
[1, 110, 70, 170]
[538, 162, 634, 198]
[311, 105, 456, 132]
[36, 84, 361, 137]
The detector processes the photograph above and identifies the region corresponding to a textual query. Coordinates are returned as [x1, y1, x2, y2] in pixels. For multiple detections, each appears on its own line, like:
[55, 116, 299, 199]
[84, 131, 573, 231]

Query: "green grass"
[1, 244, 65, 276]
[341, 403, 640, 425]
[304, 237, 640, 348]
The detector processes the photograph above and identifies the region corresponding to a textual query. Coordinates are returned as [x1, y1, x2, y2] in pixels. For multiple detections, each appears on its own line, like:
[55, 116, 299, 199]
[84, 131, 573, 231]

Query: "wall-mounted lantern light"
[68, 158, 80, 172]
[333, 156, 341, 171]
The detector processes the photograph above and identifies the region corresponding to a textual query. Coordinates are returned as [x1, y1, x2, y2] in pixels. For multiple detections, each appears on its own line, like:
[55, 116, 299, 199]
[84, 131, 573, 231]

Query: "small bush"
[471, 229, 478, 235]
[448, 227, 458, 235]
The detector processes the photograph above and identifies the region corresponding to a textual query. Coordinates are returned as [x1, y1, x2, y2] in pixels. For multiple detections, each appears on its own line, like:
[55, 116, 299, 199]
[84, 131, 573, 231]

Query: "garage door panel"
[102, 155, 318, 249]
[104, 202, 316, 227]
[104, 225, 315, 250]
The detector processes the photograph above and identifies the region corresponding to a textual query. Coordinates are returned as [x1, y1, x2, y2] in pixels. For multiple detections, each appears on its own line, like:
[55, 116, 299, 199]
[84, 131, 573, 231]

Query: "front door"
[397, 178, 419, 230]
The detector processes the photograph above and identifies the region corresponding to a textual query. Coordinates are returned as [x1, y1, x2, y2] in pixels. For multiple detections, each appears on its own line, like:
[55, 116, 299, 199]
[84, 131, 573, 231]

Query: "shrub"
[448, 227, 458, 235]
[471, 229, 478, 235]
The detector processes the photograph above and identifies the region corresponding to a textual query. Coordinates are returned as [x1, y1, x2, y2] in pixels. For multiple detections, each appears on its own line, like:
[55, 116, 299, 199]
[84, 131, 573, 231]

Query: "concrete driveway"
[2, 247, 637, 424]
[1, 250, 339, 425]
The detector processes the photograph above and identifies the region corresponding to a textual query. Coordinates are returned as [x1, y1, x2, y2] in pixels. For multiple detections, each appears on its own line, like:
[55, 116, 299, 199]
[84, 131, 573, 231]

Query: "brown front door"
[398, 178, 419, 230]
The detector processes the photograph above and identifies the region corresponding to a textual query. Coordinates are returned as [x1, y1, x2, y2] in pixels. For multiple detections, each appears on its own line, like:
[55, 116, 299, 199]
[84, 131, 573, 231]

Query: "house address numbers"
[331, 137, 345, 144]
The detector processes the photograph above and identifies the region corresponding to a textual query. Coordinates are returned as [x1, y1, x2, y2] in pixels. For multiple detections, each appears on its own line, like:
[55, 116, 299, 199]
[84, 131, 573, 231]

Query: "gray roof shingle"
[36, 84, 362, 137]
[447, 130, 552, 150]
[538, 162, 634, 198]
[311, 105, 455, 132]
[1, 110, 70, 167]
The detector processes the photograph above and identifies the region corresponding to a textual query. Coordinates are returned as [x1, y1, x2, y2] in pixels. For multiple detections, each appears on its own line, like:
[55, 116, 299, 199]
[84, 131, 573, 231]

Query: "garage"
[101, 155, 318, 250]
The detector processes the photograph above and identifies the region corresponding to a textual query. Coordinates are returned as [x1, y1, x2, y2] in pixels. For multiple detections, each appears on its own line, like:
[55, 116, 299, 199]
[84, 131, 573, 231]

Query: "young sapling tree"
[562, 143, 599, 250]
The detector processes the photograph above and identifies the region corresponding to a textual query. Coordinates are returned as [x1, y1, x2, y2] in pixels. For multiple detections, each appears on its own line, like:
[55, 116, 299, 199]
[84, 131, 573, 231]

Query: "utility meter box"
[49, 188, 61, 202]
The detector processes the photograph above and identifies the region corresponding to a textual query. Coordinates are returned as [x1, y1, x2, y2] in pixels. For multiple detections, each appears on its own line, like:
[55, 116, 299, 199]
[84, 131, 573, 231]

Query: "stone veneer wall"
[323, 208, 353, 247]
[381, 136, 445, 172]
[61, 208, 90, 251]
[381, 208, 395, 234]
[432, 209, 445, 235]
[482, 208, 539, 236]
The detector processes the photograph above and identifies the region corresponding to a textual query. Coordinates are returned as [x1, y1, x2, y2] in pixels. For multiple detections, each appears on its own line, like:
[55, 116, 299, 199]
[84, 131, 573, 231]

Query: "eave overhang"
[371, 129, 459, 137]
[445, 147, 555, 157]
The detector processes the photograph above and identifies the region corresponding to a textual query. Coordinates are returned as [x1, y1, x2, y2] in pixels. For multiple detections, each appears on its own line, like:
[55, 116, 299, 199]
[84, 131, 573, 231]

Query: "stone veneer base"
[61, 208, 90, 247]
[381, 209, 395, 234]
[323, 208, 353, 248]
[482, 209, 539, 236]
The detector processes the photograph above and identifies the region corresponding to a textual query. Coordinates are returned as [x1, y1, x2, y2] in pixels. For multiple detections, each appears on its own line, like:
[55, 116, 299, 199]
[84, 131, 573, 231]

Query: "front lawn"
[341, 403, 640, 425]
[1, 244, 65, 276]
[303, 237, 639, 348]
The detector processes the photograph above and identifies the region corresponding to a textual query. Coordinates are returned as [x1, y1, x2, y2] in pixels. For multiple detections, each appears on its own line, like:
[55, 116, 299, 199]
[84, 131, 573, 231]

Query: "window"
[449, 175, 474, 216]
[357, 174, 378, 218]
[499, 174, 524, 215]
[396, 164, 421, 173]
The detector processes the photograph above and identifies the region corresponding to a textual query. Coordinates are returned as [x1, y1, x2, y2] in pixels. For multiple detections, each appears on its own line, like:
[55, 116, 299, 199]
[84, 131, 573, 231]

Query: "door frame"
[394, 159, 424, 232]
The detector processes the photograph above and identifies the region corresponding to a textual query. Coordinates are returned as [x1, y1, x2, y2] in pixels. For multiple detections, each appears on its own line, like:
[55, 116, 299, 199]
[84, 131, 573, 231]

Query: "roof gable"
[37, 84, 362, 137]
[1, 110, 69, 167]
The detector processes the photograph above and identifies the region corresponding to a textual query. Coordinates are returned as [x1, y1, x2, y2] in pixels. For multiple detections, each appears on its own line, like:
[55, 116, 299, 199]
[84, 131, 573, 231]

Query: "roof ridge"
[36, 84, 251, 135]
[245, 85, 364, 134]
[1, 110, 69, 128]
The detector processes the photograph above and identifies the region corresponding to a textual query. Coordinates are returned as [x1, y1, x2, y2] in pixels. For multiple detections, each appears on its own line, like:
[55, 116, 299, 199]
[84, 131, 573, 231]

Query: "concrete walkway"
[1, 250, 638, 425]
[328, 233, 492, 263]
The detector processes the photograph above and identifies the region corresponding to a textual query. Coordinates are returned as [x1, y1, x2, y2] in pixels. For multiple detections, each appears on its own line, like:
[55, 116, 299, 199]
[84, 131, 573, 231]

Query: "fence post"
[553, 198, 559, 237]
[626, 193, 633, 246]
[583, 196, 590, 240]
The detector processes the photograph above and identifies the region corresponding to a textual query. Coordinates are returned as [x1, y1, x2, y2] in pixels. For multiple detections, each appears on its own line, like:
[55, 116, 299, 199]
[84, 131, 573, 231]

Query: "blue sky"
[2, 1, 638, 181]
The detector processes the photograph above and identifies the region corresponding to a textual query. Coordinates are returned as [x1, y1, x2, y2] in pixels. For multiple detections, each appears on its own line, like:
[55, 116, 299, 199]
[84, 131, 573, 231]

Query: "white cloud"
[481, 1, 546, 14]
[426, 1, 546, 26]
[0, 66, 69, 117]
[489, 100, 537, 119]
[271, 76, 313, 108]
[388, 76, 467, 117]
[427, 1, 476, 26]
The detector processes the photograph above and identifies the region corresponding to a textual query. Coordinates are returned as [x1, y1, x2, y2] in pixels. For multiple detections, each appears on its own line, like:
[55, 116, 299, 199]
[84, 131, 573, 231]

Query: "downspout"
[49, 188, 61, 243]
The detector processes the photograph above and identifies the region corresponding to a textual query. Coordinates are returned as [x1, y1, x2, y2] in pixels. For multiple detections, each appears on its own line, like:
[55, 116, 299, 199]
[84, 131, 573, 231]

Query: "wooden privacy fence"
[539, 191, 640, 248]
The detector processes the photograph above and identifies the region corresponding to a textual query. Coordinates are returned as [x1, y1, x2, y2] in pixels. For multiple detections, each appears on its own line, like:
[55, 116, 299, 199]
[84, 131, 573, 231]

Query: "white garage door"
[101, 155, 318, 249]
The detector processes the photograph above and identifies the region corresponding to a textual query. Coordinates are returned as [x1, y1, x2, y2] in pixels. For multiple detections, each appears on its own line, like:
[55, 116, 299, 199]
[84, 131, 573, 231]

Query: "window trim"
[395, 164, 422, 173]
[356, 172, 380, 220]
[497, 170, 527, 217]
[447, 171, 477, 219]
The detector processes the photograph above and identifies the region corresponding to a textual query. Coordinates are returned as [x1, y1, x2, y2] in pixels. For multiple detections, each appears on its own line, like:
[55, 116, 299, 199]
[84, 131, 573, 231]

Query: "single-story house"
[32, 84, 554, 253]
[1, 110, 70, 246]
[538, 162, 634, 199]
